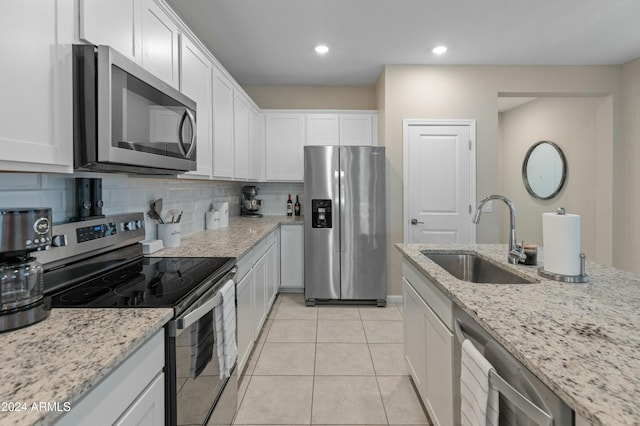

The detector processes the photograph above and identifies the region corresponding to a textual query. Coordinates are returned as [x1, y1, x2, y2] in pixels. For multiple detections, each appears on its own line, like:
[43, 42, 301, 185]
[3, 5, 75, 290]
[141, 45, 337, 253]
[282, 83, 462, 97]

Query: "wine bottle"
[286, 194, 293, 216]
[294, 195, 301, 216]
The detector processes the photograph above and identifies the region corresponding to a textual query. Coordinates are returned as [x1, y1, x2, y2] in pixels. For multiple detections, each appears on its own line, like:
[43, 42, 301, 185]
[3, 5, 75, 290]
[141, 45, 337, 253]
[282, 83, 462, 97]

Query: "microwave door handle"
[178, 109, 197, 159]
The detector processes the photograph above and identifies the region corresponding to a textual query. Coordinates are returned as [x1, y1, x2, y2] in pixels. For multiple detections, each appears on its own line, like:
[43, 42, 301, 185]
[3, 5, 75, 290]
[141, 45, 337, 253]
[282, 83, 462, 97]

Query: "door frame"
[402, 119, 477, 243]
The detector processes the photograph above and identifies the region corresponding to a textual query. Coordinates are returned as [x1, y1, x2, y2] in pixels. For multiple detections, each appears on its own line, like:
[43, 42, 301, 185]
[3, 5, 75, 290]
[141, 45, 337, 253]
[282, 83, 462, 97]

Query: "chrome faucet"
[472, 194, 526, 265]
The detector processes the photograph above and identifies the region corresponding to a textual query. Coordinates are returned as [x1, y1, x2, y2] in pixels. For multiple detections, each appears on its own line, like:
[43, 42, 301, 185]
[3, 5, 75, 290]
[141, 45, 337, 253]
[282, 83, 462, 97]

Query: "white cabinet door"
[55, 330, 164, 426]
[265, 243, 278, 307]
[0, 0, 73, 173]
[306, 114, 339, 146]
[140, 0, 180, 88]
[280, 225, 304, 289]
[424, 300, 454, 426]
[233, 93, 250, 180]
[212, 67, 235, 179]
[402, 278, 426, 398]
[265, 114, 305, 181]
[79, 0, 140, 62]
[253, 253, 268, 335]
[179, 35, 212, 178]
[114, 373, 164, 426]
[248, 108, 263, 181]
[339, 114, 376, 146]
[236, 269, 254, 374]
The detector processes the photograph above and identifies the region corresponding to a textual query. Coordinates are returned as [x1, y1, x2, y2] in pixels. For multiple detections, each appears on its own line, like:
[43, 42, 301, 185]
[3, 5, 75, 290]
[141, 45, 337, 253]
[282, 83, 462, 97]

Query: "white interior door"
[403, 120, 476, 244]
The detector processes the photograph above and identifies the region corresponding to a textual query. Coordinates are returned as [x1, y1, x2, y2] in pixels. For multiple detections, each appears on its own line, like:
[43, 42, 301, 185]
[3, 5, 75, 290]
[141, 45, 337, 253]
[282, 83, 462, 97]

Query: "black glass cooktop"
[48, 257, 234, 309]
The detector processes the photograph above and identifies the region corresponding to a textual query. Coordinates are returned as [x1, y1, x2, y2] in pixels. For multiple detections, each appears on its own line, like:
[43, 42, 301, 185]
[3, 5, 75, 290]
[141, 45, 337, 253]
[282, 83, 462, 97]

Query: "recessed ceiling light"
[432, 46, 448, 55]
[315, 44, 329, 54]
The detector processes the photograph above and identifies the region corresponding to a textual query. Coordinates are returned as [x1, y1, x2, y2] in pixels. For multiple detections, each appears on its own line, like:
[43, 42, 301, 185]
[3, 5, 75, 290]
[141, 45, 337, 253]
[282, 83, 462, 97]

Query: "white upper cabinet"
[140, 0, 180, 88]
[212, 66, 235, 179]
[179, 34, 212, 178]
[233, 92, 250, 180]
[306, 114, 340, 146]
[265, 114, 305, 181]
[80, 0, 180, 88]
[79, 0, 141, 62]
[339, 113, 377, 146]
[247, 108, 264, 181]
[0, 0, 74, 173]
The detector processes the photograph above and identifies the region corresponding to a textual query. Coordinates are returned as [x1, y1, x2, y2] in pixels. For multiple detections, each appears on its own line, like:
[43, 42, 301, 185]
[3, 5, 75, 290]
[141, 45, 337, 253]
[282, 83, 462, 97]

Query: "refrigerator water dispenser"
[311, 199, 332, 228]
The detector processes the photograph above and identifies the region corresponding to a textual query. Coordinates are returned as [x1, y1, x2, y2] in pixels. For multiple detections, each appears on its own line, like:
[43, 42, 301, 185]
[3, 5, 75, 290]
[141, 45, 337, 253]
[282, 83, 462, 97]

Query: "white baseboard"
[387, 294, 403, 304]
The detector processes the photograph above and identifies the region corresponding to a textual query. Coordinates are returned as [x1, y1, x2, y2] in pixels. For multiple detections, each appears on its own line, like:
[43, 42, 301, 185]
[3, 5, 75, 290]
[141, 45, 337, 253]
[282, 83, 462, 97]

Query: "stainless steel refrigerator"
[304, 146, 387, 306]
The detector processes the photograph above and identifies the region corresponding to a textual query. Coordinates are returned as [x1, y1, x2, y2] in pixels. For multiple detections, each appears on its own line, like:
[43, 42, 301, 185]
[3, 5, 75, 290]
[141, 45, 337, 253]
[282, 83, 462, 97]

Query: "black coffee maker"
[0, 208, 52, 332]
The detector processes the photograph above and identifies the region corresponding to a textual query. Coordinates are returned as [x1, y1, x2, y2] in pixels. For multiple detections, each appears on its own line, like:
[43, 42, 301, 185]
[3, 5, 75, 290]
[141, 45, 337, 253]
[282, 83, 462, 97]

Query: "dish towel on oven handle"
[461, 338, 499, 426]
[214, 279, 237, 379]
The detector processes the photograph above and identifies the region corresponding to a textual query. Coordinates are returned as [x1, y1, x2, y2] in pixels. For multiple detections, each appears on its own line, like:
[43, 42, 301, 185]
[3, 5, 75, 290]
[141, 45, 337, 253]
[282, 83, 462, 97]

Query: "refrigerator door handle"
[338, 169, 346, 253]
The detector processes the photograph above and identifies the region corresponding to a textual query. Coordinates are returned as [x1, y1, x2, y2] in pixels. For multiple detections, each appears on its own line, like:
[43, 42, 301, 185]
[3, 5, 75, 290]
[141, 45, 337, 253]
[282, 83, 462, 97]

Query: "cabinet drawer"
[55, 330, 164, 425]
[403, 260, 452, 329]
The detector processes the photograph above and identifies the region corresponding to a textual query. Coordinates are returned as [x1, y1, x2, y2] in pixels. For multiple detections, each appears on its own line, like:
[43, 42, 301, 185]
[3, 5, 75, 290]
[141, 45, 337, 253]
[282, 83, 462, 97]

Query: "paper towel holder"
[538, 253, 589, 283]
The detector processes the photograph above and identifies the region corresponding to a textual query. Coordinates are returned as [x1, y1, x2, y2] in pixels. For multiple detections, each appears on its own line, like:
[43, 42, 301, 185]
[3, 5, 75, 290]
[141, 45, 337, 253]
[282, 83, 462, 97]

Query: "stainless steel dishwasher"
[453, 304, 573, 425]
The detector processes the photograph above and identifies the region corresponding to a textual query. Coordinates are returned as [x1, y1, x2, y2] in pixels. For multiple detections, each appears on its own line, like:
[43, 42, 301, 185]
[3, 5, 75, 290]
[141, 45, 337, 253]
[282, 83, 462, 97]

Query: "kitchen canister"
[218, 202, 229, 228]
[205, 210, 220, 230]
[158, 223, 181, 248]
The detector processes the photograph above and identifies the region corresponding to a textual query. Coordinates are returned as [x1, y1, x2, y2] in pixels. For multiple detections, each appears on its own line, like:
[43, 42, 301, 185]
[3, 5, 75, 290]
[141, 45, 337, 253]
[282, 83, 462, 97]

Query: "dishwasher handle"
[455, 319, 554, 426]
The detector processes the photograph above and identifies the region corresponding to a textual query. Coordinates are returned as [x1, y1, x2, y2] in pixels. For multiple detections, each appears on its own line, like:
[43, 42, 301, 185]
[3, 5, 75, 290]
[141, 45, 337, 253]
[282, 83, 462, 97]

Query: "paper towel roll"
[542, 212, 581, 276]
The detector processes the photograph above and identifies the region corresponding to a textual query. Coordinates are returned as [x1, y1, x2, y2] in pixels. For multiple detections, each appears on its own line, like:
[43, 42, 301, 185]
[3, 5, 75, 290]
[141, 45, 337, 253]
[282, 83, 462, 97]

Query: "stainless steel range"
[36, 213, 237, 426]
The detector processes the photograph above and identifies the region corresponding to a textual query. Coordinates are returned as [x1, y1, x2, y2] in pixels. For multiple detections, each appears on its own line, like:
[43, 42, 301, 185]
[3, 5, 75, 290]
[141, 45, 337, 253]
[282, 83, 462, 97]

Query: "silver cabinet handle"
[178, 109, 197, 159]
[410, 218, 424, 225]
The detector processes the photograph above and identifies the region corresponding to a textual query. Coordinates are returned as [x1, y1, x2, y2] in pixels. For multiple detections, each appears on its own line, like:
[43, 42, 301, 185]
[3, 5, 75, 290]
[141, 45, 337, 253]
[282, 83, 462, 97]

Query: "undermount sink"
[421, 251, 537, 284]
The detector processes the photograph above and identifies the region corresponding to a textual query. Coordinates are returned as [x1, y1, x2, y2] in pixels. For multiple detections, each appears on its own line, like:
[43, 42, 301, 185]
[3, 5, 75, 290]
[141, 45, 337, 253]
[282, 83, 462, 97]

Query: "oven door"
[168, 279, 237, 426]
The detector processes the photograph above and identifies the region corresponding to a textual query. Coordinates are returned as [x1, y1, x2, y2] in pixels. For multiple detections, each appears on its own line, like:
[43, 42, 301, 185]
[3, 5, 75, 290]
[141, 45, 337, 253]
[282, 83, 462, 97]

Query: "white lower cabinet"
[403, 261, 454, 426]
[265, 243, 278, 307]
[114, 373, 165, 426]
[279, 225, 304, 290]
[235, 229, 280, 374]
[236, 267, 254, 374]
[253, 252, 268, 335]
[55, 330, 165, 426]
[403, 278, 426, 395]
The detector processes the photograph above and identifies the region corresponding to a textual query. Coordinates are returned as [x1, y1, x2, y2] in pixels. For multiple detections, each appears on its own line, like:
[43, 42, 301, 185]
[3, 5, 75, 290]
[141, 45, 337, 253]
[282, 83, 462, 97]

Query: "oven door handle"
[176, 291, 221, 330]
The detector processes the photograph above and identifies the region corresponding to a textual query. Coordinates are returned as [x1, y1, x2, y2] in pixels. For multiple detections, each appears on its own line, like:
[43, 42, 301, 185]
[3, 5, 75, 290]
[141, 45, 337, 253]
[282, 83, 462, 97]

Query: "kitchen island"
[0, 308, 172, 426]
[397, 243, 640, 426]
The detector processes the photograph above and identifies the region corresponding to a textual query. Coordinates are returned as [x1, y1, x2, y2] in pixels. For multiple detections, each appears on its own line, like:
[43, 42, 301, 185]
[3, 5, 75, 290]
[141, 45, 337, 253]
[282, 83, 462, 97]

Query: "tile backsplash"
[0, 173, 303, 239]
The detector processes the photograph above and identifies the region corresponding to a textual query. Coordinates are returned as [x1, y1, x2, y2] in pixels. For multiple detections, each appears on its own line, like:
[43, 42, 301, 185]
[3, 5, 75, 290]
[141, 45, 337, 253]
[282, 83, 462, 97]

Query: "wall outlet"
[481, 200, 493, 213]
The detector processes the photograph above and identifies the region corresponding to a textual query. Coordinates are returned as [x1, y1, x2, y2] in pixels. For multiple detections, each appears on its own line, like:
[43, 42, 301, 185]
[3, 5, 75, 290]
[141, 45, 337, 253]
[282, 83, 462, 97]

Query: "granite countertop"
[0, 308, 173, 426]
[153, 215, 303, 258]
[396, 243, 640, 426]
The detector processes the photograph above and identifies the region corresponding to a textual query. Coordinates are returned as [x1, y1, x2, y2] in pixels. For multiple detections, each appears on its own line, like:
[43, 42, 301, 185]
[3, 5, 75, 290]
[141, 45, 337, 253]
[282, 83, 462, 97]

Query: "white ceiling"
[166, 0, 640, 86]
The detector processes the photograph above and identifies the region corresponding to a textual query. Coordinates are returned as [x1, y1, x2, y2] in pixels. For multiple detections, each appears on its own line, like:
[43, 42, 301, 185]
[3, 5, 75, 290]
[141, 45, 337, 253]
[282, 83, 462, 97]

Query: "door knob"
[410, 219, 424, 225]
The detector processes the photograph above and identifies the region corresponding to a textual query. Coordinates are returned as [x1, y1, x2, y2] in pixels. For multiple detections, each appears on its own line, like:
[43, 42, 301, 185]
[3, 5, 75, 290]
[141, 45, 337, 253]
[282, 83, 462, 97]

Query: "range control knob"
[52, 234, 68, 247]
[124, 221, 138, 231]
[136, 220, 144, 229]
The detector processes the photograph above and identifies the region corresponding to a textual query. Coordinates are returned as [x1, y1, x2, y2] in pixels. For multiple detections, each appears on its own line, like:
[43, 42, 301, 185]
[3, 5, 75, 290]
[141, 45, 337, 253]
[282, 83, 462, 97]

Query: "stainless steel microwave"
[73, 45, 197, 174]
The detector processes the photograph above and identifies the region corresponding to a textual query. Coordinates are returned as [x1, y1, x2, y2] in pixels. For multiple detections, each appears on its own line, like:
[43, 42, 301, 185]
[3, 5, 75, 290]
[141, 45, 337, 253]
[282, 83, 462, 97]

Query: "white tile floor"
[233, 293, 432, 425]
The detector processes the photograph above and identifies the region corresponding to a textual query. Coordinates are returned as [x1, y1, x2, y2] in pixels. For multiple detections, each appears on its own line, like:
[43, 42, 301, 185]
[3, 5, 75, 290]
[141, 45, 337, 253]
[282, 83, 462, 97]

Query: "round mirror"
[522, 141, 567, 200]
